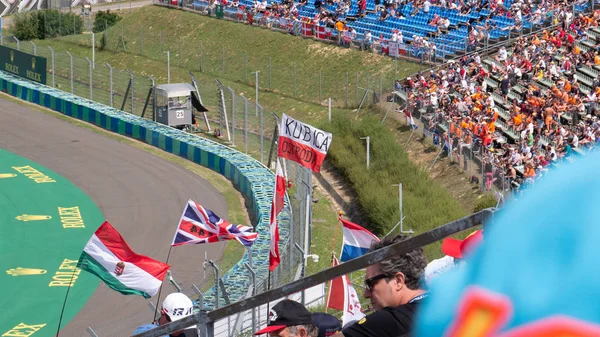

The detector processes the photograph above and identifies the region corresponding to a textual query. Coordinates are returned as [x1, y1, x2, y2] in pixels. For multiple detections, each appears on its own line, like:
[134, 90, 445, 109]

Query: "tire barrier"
[0, 70, 291, 309]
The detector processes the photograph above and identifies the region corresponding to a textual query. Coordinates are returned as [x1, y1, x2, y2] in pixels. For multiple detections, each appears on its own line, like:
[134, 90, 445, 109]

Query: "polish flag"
[269, 158, 287, 271]
[326, 254, 345, 311]
[326, 254, 365, 326]
[278, 113, 332, 173]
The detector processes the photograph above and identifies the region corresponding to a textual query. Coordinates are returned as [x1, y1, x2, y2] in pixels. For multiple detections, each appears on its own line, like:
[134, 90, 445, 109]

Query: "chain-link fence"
[62, 15, 408, 109]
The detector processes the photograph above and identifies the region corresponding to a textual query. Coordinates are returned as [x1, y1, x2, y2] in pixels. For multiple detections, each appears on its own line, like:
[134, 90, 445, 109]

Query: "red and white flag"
[326, 254, 365, 325]
[269, 158, 287, 271]
[326, 254, 345, 311]
[278, 113, 332, 173]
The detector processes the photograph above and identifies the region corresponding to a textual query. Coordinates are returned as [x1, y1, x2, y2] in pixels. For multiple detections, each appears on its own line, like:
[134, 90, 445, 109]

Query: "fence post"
[259, 104, 264, 164]
[241, 95, 249, 154]
[164, 51, 170, 84]
[356, 72, 359, 106]
[319, 70, 322, 103]
[13, 36, 20, 50]
[141, 26, 144, 56]
[379, 72, 383, 102]
[66, 52, 73, 94]
[328, 98, 332, 124]
[106, 63, 113, 107]
[85, 57, 93, 100]
[346, 72, 349, 107]
[30, 41, 36, 55]
[228, 87, 236, 147]
[243, 51, 247, 82]
[127, 70, 135, 114]
[48, 47, 55, 87]
[293, 63, 297, 97]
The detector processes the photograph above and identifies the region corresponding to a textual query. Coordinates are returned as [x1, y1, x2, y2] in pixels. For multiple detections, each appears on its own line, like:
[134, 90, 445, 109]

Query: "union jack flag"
[171, 200, 257, 247]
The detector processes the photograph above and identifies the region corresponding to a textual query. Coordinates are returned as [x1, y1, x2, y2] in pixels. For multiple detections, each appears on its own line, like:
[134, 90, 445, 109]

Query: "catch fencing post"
[30, 41, 36, 55]
[328, 98, 332, 123]
[254, 71, 259, 116]
[106, 63, 114, 107]
[13, 36, 19, 50]
[48, 47, 55, 87]
[91, 33, 95, 68]
[240, 95, 249, 154]
[319, 70, 322, 103]
[85, 57, 93, 100]
[360, 136, 370, 169]
[127, 69, 135, 114]
[164, 51, 170, 84]
[346, 72, 349, 107]
[66, 52, 73, 94]
[227, 87, 236, 147]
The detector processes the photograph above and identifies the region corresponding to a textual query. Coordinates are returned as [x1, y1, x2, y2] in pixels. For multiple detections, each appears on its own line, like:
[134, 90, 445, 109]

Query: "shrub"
[474, 194, 498, 213]
[12, 10, 83, 40]
[322, 114, 467, 237]
[93, 10, 121, 33]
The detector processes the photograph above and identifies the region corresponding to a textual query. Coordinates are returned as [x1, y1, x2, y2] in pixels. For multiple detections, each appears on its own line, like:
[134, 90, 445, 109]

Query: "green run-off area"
[0, 149, 104, 337]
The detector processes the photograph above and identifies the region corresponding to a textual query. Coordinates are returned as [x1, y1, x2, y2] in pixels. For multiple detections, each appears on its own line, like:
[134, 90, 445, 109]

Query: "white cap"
[162, 293, 194, 321]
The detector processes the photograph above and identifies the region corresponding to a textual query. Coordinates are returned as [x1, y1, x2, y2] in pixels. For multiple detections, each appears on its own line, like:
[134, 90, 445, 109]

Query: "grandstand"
[393, 10, 600, 194]
[186, 0, 591, 59]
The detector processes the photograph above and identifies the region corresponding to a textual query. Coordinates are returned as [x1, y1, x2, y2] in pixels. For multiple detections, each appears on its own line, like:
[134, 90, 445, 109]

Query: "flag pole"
[325, 251, 335, 314]
[266, 270, 271, 316]
[152, 245, 173, 322]
[55, 264, 80, 337]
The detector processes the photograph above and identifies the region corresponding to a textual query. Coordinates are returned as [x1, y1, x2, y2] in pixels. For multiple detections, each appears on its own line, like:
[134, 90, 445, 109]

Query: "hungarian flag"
[77, 221, 170, 299]
[278, 113, 332, 173]
[269, 158, 287, 271]
[171, 200, 258, 247]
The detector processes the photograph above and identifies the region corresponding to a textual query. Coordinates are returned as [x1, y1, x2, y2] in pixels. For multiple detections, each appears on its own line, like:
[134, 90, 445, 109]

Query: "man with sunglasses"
[332, 235, 428, 337]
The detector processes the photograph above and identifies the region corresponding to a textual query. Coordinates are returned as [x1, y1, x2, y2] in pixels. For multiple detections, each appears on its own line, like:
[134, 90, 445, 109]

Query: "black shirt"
[342, 302, 420, 337]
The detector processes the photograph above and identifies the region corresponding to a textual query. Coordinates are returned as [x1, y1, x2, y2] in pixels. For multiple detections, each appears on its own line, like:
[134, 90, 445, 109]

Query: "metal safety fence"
[130, 209, 492, 337]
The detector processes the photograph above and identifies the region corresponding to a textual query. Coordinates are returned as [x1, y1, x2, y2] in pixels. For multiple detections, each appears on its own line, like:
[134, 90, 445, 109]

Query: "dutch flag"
[339, 217, 380, 262]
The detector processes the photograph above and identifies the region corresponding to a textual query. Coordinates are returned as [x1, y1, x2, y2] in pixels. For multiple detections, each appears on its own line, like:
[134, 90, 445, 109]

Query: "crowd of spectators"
[399, 8, 600, 193]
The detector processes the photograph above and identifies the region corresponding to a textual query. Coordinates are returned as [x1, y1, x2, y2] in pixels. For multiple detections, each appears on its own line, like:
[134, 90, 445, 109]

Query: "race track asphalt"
[0, 96, 227, 336]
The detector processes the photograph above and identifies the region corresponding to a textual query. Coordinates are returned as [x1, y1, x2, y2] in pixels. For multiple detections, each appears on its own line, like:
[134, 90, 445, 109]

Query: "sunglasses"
[364, 273, 390, 292]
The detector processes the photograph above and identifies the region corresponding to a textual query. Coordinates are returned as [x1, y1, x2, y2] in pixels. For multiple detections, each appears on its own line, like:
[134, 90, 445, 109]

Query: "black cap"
[254, 300, 313, 335]
[312, 313, 342, 337]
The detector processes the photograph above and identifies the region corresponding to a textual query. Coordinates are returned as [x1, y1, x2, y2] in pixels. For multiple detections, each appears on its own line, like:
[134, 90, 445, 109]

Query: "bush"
[12, 10, 83, 41]
[474, 194, 498, 213]
[93, 10, 121, 33]
[322, 114, 467, 237]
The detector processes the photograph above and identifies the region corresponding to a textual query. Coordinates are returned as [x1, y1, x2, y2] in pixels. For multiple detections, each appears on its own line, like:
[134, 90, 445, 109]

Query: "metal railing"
[132, 208, 493, 337]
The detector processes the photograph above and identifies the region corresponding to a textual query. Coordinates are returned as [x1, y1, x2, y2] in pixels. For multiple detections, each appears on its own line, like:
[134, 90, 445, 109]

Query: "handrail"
[133, 208, 494, 337]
